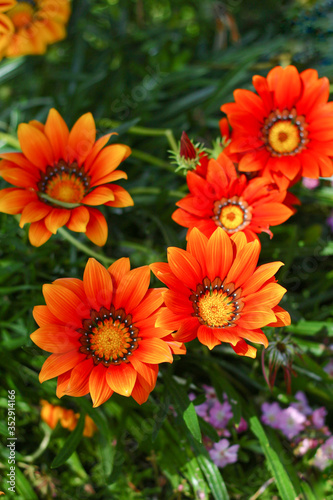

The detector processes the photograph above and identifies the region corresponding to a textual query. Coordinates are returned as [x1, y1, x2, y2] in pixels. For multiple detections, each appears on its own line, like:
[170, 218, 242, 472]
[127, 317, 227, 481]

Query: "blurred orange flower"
[172, 152, 294, 240]
[0, 108, 133, 246]
[40, 400, 97, 437]
[0, 0, 71, 58]
[151, 227, 290, 358]
[32, 258, 185, 407]
[221, 66, 333, 185]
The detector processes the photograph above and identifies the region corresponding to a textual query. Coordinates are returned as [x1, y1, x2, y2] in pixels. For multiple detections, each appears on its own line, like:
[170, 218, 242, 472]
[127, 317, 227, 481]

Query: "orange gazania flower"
[40, 400, 97, 437]
[0, 0, 70, 58]
[221, 66, 333, 185]
[0, 108, 133, 246]
[31, 258, 185, 407]
[172, 152, 294, 240]
[0, 0, 16, 40]
[151, 227, 290, 358]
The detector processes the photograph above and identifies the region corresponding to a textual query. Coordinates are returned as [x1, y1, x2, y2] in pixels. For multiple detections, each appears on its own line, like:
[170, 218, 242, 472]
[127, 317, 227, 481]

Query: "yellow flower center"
[45, 173, 85, 203]
[268, 121, 300, 154]
[199, 290, 235, 327]
[38, 161, 91, 207]
[261, 108, 308, 157]
[190, 277, 244, 329]
[213, 197, 251, 234]
[90, 319, 131, 361]
[219, 204, 244, 230]
[7, 3, 34, 29]
[79, 307, 140, 366]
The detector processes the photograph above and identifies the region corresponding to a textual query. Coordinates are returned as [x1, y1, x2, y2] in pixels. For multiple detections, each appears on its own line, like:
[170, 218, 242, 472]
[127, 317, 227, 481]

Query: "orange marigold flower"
[0, 0, 70, 58]
[221, 66, 333, 184]
[0, 108, 133, 246]
[31, 258, 185, 407]
[40, 400, 97, 437]
[151, 227, 290, 358]
[172, 152, 294, 240]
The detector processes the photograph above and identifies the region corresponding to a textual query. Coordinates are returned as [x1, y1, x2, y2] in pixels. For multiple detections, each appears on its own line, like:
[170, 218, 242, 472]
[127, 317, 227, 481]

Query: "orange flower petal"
[65, 358, 94, 397]
[66, 206, 90, 232]
[104, 185, 134, 208]
[85, 208, 108, 246]
[89, 364, 113, 407]
[131, 288, 164, 322]
[0, 188, 36, 214]
[108, 257, 131, 287]
[197, 325, 221, 350]
[67, 112, 96, 165]
[44, 208, 70, 234]
[33, 305, 64, 326]
[106, 363, 137, 397]
[113, 266, 151, 311]
[52, 278, 86, 302]
[39, 350, 85, 383]
[30, 325, 80, 353]
[83, 258, 113, 310]
[43, 283, 90, 326]
[44, 108, 69, 162]
[186, 228, 209, 277]
[134, 338, 173, 364]
[242, 262, 284, 295]
[29, 220, 53, 247]
[131, 379, 150, 405]
[19, 201, 51, 227]
[56, 370, 71, 398]
[82, 186, 115, 205]
[129, 357, 158, 392]
[167, 246, 202, 289]
[226, 239, 261, 288]
[231, 339, 257, 358]
[18, 123, 54, 170]
[88, 144, 131, 183]
[205, 227, 233, 281]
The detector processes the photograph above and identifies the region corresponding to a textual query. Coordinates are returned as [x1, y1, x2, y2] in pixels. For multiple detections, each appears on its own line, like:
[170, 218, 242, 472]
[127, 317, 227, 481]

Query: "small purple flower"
[261, 402, 282, 429]
[302, 177, 319, 189]
[209, 439, 239, 468]
[295, 437, 318, 456]
[195, 401, 210, 420]
[324, 360, 333, 377]
[322, 436, 333, 460]
[202, 385, 218, 406]
[278, 407, 306, 439]
[209, 400, 233, 429]
[312, 407, 327, 429]
[290, 391, 312, 416]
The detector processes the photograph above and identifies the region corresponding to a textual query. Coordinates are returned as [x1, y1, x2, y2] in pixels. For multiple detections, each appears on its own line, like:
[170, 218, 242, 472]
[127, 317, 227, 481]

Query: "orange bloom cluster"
[172, 152, 294, 241]
[0, 0, 71, 58]
[31, 258, 185, 407]
[0, 109, 133, 246]
[40, 400, 97, 437]
[151, 228, 290, 358]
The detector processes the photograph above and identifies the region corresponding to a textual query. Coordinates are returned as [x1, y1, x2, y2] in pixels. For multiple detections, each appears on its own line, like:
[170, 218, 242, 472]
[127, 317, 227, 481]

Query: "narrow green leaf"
[300, 481, 317, 500]
[250, 417, 298, 500]
[164, 373, 202, 442]
[51, 412, 85, 469]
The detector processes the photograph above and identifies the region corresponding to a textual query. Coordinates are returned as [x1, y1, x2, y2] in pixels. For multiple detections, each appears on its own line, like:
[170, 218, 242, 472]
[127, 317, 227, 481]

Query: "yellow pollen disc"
[90, 319, 131, 361]
[8, 3, 34, 28]
[268, 121, 300, 154]
[220, 205, 244, 230]
[199, 290, 235, 327]
[45, 173, 85, 203]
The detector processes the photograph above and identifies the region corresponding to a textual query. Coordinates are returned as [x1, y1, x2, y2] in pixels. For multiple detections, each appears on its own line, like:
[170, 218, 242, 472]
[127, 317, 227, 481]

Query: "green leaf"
[250, 417, 298, 500]
[164, 373, 202, 442]
[51, 412, 85, 469]
[287, 320, 333, 336]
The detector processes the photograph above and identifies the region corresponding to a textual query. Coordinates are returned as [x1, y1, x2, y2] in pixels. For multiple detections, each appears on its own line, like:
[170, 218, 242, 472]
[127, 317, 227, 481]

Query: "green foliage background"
[0, 0, 333, 498]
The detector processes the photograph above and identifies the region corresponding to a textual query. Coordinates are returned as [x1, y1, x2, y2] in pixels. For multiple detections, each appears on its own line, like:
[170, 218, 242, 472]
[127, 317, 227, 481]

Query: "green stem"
[98, 119, 179, 153]
[118, 240, 156, 254]
[131, 148, 177, 173]
[57, 227, 114, 266]
[24, 426, 52, 463]
[0, 133, 20, 150]
[129, 186, 185, 198]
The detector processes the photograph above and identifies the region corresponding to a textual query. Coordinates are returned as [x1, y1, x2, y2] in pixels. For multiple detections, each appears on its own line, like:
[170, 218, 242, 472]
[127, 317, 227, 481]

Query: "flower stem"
[129, 186, 185, 198]
[131, 148, 182, 174]
[57, 227, 114, 266]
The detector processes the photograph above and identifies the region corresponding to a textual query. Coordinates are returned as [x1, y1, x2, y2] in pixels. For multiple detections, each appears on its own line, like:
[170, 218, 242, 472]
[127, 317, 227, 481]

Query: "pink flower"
[261, 402, 282, 429]
[209, 439, 239, 468]
[313, 447, 331, 470]
[195, 401, 210, 420]
[302, 177, 320, 189]
[290, 391, 312, 416]
[295, 438, 318, 456]
[278, 407, 306, 439]
[209, 400, 233, 429]
[312, 407, 327, 429]
[322, 436, 333, 460]
[202, 385, 218, 405]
